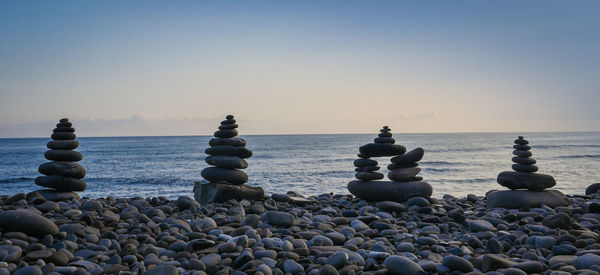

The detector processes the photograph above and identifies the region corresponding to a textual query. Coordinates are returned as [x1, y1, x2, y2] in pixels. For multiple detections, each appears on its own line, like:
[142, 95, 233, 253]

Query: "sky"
[1, 1, 599, 137]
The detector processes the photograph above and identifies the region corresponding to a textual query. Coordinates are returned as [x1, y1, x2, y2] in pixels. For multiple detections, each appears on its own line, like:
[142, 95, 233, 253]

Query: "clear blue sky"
[1, 1, 599, 137]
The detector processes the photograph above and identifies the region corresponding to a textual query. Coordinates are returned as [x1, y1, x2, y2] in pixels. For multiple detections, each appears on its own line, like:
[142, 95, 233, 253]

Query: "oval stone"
[221, 118, 236, 125]
[347, 180, 432, 202]
[205, 155, 248, 169]
[512, 164, 538, 173]
[218, 124, 238, 130]
[214, 129, 238, 138]
[359, 143, 406, 158]
[512, 156, 536, 165]
[355, 172, 384, 181]
[201, 167, 248, 184]
[355, 165, 379, 172]
[44, 150, 83, 162]
[497, 171, 555, 190]
[513, 144, 531, 151]
[53, 127, 75, 133]
[388, 162, 418, 170]
[209, 137, 246, 147]
[487, 190, 568, 209]
[513, 150, 532, 157]
[51, 132, 76, 140]
[56, 122, 72, 127]
[35, 175, 87, 191]
[205, 146, 253, 158]
[38, 162, 86, 178]
[374, 137, 395, 144]
[514, 137, 529, 145]
[0, 209, 59, 237]
[388, 167, 421, 182]
[47, 140, 79, 150]
[354, 158, 378, 167]
[391, 148, 424, 164]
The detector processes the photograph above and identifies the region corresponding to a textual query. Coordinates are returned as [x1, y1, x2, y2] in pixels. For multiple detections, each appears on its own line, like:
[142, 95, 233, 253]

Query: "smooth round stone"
[354, 158, 378, 167]
[53, 127, 75, 133]
[38, 161, 86, 178]
[347, 180, 432, 202]
[283, 259, 304, 274]
[388, 162, 418, 169]
[262, 211, 295, 227]
[214, 129, 238, 138]
[194, 182, 264, 203]
[218, 123, 238, 130]
[56, 122, 72, 127]
[384, 255, 424, 275]
[201, 167, 248, 184]
[354, 165, 379, 172]
[390, 148, 425, 164]
[512, 156, 536, 165]
[0, 209, 59, 237]
[59, 118, 69, 122]
[515, 137, 529, 145]
[513, 150, 532, 157]
[32, 189, 79, 201]
[51, 132, 76, 140]
[513, 144, 531, 151]
[318, 265, 340, 275]
[512, 164, 538, 173]
[374, 137, 395, 144]
[326, 251, 348, 269]
[355, 172, 384, 181]
[486, 190, 568, 208]
[376, 201, 406, 212]
[542, 212, 571, 229]
[35, 175, 87, 191]
[209, 137, 246, 147]
[13, 266, 42, 275]
[468, 220, 496, 232]
[221, 118, 236, 125]
[205, 146, 253, 158]
[388, 167, 421, 182]
[497, 171, 556, 190]
[47, 140, 79, 150]
[359, 143, 406, 158]
[378, 132, 392, 138]
[205, 155, 248, 169]
[585, 183, 600, 195]
[442, 255, 474, 272]
[573, 254, 600, 270]
[380, 126, 390, 132]
[44, 150, 83, 162]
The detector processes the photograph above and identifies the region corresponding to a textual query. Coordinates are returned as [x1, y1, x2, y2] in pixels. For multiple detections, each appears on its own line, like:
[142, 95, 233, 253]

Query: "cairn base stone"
[347, 180, 432, 202]
[32, 189, 80, 201]
[486, 190, 568, 209]
[35, 175, 87, 191]
[194, 182, 264, 204]
[497, 171, 556, 191]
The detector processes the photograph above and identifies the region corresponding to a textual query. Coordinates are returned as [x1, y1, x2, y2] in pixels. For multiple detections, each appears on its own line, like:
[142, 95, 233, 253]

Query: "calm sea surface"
[1, 133, 599, 199]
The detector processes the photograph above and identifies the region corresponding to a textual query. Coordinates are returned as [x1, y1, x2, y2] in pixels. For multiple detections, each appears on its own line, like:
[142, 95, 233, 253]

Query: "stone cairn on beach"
[487, 136, 568, 208]
[348, 126, 432, 202]
[194, 115, 264, 203]
[34, 118, 86, 201]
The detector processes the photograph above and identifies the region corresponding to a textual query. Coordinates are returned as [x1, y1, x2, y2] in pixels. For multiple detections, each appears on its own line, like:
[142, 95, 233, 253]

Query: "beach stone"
[376, 201, 406, 212]
[205, 146, 253, 158]
[543, 212, 571, 229]
[553, 244, 578, 255]
[487, 190, 568, 208]
[51, 132, 76, 140]
[283, 259, 304, 274]
[513, 144, 531, 150]
[144, 265, 179, 275]
[209, 137, 246, 147]
[469, 220, 496, 232]
[390, 147, 425, 164]
[496, 171, 556, 190]
[355, 172, 384, 181]
[175, 196, 199, 210]
[354, 158, 378, 167]
[34, 189, 80, 201]
[193, 182, 264, 203]
[44, 150, 83, 162]
[574, 254, 600, 270]
[512, 164, 538, 173]
[47, 140, 79, 150]
[384, 255, 424, 275]
[0, 209, 58, 237]
[374, 137, 395, 144]
[513, 150, 532, 157]
[482, 254, 515, 272]
[513, 261, 544, 273]
[512, 156, 536, 165]
[406, 196, 430, 207]
[318, 265, 340, 275]
[53, 126, 75, 132]
[354, 165, 379, 172]
[586, 183, 600, 195]
[326, 251, 348, 269]
[262, 211, 294, 227]
[38, 161, 86, 178]
[201, 167, 248, 184]
[514, 136, 529, 144]
[205, 156, 248, 169]
[35, 175, 87, 191]
[442, 255, 474, 272]
[13, 266, 42, 275]
[359, 143, 406, 157]
[218, 123, 238, 130]
[214, 129, 238, 138]
[348, 180, 432, 202]
[387, 167, 421, 182]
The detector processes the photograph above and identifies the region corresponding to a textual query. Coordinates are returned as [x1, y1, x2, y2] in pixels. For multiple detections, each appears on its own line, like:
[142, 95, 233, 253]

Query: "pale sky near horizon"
[1, 1, 599, 138]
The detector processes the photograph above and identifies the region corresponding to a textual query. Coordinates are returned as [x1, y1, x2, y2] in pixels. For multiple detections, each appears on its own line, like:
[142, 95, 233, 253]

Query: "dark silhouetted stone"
[388, 167, 421, 182]
[355, 172, 384, 181]
[51, 132, 76, 140]
[205, 155, 248, 169]
[205, 146, 252, 158]
[391, 147, 424, 164]
[194, 182, 264, 204]
[497, 171, 556, 190]
[38, 161, 86, 178]
[35, 175, 87, 191]
[44, 150, 83, 162]
[513, 150, 532, 158]
[355, 165, 379, 172]
[359, 143, 406, 158]
[512, 156, 536, 165]
[512, 164, 538, 173]
[53, 127, 75, 133]
[586, 183, 600, 195]
[348, 180, 432, 202]
[374, 137, 395, 144]
[218, 123, 238, 130]
[209, 137, 246, 147]
[487, 190, 568, 208]
[214, 129, 238, 138]
[0, 209, 58, 237]
[388, 162, 418, 169]
[47, 140, 79, 150]
[33, 189, 80, 201]
[354, 158, 378, 167]
[201, 167, 248, 185]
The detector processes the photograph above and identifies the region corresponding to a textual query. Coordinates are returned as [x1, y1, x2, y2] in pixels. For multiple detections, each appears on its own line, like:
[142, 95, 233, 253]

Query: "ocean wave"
[0, 177, 34, 183]
[431, 178, 495, 184]
[536, 144, 600, 149]
[556, 154, 600, 159]
[420, 161, 464, 166]
[428, 148, 487, 153]
[423, 168, 464, 173]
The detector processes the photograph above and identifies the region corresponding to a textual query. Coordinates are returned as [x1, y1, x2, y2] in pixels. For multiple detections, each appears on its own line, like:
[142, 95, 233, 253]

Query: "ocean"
[1, 133, 599, 199]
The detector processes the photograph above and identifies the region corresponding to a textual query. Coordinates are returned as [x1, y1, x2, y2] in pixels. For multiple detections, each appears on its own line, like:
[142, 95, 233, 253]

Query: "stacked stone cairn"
[348, 126, 433, 202]
[194, 115, 264, 203]
[487, 136, 568, 208]
[34, 118, 86, 201]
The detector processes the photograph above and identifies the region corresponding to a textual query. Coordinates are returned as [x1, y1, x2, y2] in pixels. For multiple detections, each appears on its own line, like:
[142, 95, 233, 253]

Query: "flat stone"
[387, 167, 421, 181]
[218, 123, 238, 130]
[442, 255, 474, 272]
[205, 155, 248, 169]
[390, 147, 424, 164]
[354, 165, 379, 172]
[209, 137, 246, 147]
[497, 171, 556, 190]
[355, 172, 384, 181]
[38, 161, 86, 178]
[512, 164, 538, 173]
[359, 143, 406, 158]
[378, 132, 392, 138]
[384, 255, 424, 275]
[573, 254, 600, 270]
[0, 209, 58, 237]
[205, 145, 253, 158]
[469, 220, 496, 232]
[44, 150, 83, 162]
[586, 183, 600, 195]
[201, 167, 248, 184]
[57, 121, 72, 127]
[51, 132, 76, 140]
[513, 144, 531, 150]
[193, 182, 264, 203]
[513, 150, 532, 157]
[214, 129, 238, 138]
[35, 175, 87, 191]
[376, 201, 406, 212]
[512, 156, 536, 165]
[347, 180, 432, 202]
[53, 126, 75, 132]
[47, 140, 79, 150]
[221, 118, 236, 125]
[374, 137, 395, 144]
[388, 162, 418, 169]
[354, 158, 378, 167]
[13, 266, 42, 275]
[481, 254, 515, 272]
[262, 211, 295, 227]
[486, 190, 568, 209]
[33, 189, 80, 201]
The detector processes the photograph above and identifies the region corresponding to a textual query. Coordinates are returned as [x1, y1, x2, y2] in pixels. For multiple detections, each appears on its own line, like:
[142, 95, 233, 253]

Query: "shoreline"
[1, 189, 600, 275]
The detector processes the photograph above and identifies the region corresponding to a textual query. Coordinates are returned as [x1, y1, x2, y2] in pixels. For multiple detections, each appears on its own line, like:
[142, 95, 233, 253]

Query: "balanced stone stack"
[194, 115, 264, 203]
[348, 126, 432, 202]
[487, 136, 568, 208]
[34, 118, 86, 201]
